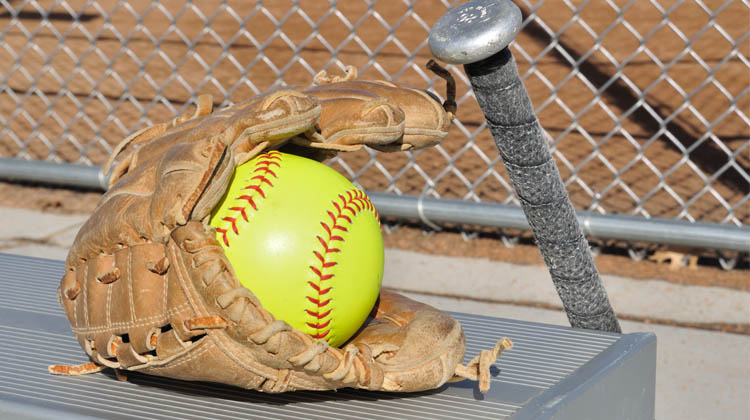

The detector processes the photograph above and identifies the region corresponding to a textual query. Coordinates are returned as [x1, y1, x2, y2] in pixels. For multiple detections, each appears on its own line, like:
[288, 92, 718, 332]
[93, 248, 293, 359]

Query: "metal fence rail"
[1, 1, 748, 255]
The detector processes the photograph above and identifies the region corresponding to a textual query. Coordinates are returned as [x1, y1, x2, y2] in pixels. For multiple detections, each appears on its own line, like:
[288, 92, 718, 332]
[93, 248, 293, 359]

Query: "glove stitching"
[211, 295, 368, 390]
[148, 339, 211, 371]
[305, 188, 378, 344]
[71, 302, 191, 333]
[72, 274, 79, 328]
[128, 248, 136, 324]
[163, 268, 168, 317]
[83, 263, 90, 327]
[106, 278, 112, 328]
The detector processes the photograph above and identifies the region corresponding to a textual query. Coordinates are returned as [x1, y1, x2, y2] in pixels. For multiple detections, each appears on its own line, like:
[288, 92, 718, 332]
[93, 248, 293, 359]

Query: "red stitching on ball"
[215, 152, 281, 247]
[306, 188, 378, 344]
[309, 266, 334, 281]
[222, 216, 239, 234]
[237, 195, 257, 211]
[244, 184, 266, 198]
[306, 296, 331, 307]
[253, 166, 278, 179]
[310, 330, 330, 339]
[306, 319, 331, 330]
[229, 207, 248, 222]
[307, 281, 332, 294]
[262, 151, 283, 160]
[216, 227, 229, 247]
[251, 174, 274, 187]
[305, 308, 332, 319]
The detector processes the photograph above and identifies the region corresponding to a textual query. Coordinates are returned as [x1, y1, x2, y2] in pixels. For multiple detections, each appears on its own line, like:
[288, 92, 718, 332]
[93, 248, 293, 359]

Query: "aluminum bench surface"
[0, 252, 655, 419]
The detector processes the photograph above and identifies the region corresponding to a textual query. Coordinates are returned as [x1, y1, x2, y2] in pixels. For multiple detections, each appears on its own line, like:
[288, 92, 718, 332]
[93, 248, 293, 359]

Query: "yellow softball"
[209, 151, 384, 348]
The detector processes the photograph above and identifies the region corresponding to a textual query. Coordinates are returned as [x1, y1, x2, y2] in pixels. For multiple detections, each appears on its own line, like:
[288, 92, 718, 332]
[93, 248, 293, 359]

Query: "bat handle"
[431, 0, 621, 333]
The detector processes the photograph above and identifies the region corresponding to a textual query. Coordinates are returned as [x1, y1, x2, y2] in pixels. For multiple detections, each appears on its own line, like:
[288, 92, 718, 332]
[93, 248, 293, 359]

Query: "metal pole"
[1, 157, 748, 252]
[369, 193, 750, 252]
[0, 157, 108, 191]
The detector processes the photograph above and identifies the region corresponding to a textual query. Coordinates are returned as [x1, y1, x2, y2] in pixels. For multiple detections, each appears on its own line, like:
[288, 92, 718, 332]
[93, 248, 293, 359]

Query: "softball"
[209, 151, 384, 348]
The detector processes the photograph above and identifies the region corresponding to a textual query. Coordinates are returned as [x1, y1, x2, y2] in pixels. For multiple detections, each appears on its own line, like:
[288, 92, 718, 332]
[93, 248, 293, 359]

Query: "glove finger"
[305, 80, 452, 152]
[315, 96, 406, 147]
[347, 289, 466, 392]
[222, 90, 321, 165]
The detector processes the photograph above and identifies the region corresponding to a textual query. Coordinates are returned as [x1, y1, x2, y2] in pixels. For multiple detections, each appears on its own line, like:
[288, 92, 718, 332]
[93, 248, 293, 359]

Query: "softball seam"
[215, 151, 282, 247]
[306, 189, 377, 342]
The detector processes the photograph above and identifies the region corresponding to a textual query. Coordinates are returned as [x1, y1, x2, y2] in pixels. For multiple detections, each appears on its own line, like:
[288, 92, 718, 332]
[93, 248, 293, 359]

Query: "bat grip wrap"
[465, 48, 621, 333]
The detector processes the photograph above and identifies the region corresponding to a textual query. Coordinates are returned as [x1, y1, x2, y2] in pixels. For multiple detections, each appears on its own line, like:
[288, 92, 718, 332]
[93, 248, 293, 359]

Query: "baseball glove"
[49, 63, 512, 393]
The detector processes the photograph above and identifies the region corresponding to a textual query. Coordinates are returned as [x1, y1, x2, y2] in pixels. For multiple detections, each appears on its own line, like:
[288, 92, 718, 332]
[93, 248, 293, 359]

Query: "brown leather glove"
[49, 66, 511, 393]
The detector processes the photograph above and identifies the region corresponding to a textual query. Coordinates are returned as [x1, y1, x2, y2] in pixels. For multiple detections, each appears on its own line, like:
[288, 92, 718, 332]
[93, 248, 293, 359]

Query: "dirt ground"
[0, 2, 748, 288]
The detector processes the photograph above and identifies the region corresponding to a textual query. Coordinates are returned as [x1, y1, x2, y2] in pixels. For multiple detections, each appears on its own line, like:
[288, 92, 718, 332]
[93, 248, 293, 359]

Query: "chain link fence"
[1, 1, 748, 243]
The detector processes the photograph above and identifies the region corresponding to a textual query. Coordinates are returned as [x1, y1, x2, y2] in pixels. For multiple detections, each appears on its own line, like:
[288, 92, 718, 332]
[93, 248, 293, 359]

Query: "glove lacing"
[216, 286, 375, 390]
[450, 337, 513, 393]
[217, 282, 513, 393]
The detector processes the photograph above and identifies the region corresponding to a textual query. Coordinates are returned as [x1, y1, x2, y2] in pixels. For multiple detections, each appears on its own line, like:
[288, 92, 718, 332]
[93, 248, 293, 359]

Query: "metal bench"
[0, 252, 655, 419]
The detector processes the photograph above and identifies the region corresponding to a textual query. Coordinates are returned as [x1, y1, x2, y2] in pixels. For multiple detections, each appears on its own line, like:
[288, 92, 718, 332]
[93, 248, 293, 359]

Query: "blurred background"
[0, 1, 748, 418]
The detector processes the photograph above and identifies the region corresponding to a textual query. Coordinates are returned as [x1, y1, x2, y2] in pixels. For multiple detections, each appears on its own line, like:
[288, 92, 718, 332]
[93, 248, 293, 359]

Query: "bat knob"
[429, 0, 522, 65]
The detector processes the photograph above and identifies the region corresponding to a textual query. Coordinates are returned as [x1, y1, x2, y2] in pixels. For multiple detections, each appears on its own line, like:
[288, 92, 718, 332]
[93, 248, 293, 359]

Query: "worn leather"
[55, 69, 508, 393]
